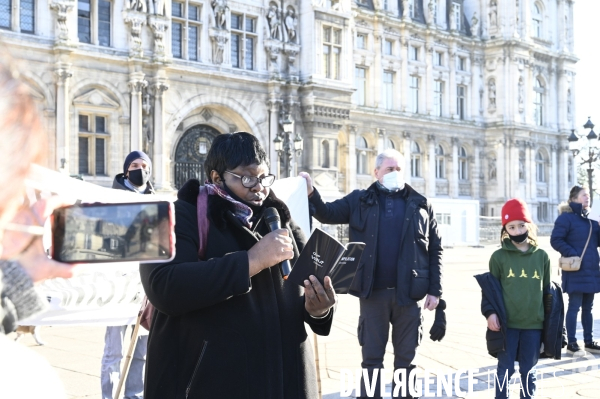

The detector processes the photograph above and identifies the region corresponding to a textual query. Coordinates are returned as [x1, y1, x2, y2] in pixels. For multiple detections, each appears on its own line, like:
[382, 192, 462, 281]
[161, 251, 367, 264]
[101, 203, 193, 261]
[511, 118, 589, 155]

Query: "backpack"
[140, 186, 209, 331]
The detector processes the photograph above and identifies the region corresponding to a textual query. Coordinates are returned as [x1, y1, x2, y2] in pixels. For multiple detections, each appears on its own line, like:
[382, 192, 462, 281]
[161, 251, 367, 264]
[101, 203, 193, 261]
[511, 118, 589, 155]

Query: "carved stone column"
[123, 11, 147, 58]
[403, 131, 411, 186]
[472, 141, 481, 199]
[267, 98, 281, 177]
[150, 79, 171, 191]
[128, 72, 147, 151]
[450, 137, 459, 198]
[550, 144, 558, 217]
[55, 65, 72, 173]
[348, 125, 358, 191]
[49, 0, 75, 44]
[426, 135, 436, 198]
[148, 15, 170, 61]
[400, 37, 409, 112]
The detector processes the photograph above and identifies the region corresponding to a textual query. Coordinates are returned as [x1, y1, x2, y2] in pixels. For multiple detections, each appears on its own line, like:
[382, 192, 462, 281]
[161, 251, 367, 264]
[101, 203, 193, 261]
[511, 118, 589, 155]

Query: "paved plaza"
[9, 237, 600, 399]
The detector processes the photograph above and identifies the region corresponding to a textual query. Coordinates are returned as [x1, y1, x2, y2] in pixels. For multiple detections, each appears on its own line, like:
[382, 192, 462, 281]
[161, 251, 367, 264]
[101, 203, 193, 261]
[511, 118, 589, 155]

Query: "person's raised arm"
[299, 172, 353, 225]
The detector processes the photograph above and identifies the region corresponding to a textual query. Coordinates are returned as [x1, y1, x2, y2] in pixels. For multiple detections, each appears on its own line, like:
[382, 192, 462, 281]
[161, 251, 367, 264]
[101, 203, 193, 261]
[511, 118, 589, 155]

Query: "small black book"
[287, 228, 365, 294]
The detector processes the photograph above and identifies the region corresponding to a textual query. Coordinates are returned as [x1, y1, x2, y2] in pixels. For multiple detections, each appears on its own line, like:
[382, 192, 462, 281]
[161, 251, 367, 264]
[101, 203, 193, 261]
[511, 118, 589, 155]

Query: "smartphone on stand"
[51, 201, 175, 263]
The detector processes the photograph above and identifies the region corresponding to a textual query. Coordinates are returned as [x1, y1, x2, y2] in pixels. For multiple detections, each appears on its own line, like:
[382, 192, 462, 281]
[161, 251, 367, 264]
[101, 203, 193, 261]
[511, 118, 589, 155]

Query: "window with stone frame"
[1, 0, 35, 32]
[410, 75, 420, 114]
[457, 56, 466, 71]
[384, 39, 393, 55]
[356, 136, 369, 175]
[385, 138, 395, 149]
[322, 26, 341, 80]
[435, 51, 443, 66]
[408, 0, 414, 18]
[77, 0, 111, 46]
[536, 150, 546, 182]
[382, 71, 394, 110]
[435, 144, 445, 179]
[453, 2, 461, 31]
[356, 33, 366, 49]
[78, 114, 109, 176]
[0, 0, 9, 29]
[534, 78, 545, 126]
[354, 66, 367, 106]
[457, 85, 466, 120]
[231, 13, 256, 70]
[411, 141, 421, 178]
[172, 1, 202, 61]
[434, 80, 443, 117]
[458, 146, 468, 180]
[410, 45, 419, 61]
[532, 2, 542, 38]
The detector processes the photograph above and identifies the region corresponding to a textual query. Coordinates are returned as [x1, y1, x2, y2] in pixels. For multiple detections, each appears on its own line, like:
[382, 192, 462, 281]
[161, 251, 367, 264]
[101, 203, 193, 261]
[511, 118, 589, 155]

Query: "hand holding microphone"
[247, 208, 293, 277]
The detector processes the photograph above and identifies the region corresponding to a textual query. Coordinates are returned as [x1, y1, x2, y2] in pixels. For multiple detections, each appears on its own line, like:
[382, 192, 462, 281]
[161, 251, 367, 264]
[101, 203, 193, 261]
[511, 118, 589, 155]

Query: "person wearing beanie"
[475, 198, 556, 399]
[112, 150, 155, 194]
[550, 186, 600, 354]
[101, 150, 154, 399]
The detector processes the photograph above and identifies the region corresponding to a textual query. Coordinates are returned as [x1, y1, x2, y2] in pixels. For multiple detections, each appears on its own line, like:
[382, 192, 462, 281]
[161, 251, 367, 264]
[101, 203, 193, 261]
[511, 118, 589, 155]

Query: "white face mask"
[381, 170, 405, 191]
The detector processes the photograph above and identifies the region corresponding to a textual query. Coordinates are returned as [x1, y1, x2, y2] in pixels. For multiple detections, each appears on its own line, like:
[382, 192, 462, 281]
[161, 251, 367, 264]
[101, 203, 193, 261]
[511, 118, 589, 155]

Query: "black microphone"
[264, 207, 292, 280]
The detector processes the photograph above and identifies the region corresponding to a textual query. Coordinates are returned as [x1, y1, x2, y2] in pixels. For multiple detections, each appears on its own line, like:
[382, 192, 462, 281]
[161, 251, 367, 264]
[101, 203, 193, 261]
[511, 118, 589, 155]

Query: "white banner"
[21, 167, 310, 327]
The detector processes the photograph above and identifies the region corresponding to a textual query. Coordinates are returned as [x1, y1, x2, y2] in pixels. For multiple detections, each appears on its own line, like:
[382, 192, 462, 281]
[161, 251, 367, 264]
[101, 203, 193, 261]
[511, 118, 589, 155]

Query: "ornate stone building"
[0, 0, 577, 222]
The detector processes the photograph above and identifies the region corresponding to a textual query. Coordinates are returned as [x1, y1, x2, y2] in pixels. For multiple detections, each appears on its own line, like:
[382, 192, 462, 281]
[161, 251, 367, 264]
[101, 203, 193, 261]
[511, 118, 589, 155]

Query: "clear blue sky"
[574, 1, 600, 133]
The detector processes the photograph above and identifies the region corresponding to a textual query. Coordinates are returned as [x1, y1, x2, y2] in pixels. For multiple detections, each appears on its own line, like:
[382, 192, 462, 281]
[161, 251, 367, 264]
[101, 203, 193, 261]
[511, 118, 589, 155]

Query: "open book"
[287, 227, 365, 294]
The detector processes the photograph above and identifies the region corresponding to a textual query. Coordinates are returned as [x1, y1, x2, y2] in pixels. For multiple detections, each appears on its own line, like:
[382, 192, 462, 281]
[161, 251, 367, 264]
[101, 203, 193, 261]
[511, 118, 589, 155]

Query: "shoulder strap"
[197, 186, 209, 260]
[580, 219, 593, 259]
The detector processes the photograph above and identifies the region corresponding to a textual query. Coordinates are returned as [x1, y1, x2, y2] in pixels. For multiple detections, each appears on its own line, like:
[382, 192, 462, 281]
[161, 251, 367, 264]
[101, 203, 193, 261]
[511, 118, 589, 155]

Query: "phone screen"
[52, 201, 174, 263]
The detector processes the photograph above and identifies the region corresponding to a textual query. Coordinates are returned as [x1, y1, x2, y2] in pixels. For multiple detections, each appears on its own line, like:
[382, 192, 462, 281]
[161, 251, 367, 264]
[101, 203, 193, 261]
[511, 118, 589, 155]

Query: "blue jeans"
[101, 325, 147, 399]
[495, 328, 542, 399]
[565, 292, 595, 344]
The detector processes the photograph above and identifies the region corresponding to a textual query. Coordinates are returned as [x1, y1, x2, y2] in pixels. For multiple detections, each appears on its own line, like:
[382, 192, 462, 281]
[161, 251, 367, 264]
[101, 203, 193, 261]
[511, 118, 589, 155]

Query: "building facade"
[0, 0, 577, 222]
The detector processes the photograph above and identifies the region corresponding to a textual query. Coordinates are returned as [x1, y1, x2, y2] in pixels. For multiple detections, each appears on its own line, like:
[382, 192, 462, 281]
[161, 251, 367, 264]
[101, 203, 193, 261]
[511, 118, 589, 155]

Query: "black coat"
[475, 272, 564, 359]
[140, 180, 333, 399]
[309, 183, 443, 305]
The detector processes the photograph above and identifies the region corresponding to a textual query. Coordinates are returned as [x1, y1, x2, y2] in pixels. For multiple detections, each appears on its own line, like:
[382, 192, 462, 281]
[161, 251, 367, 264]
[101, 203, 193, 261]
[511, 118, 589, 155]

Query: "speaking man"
[300, 148, 443, 399]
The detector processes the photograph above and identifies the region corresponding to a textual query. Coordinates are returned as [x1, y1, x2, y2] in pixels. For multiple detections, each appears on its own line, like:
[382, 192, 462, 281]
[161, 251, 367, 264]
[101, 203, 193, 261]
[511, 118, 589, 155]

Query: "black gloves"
[429, 298, 446, 342]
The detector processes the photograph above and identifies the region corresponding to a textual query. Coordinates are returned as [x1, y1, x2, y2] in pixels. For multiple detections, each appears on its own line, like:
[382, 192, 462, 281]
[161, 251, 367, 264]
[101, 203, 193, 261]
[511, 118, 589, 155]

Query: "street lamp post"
[273, 114, 303, 178]
[568, 117, 599, 206]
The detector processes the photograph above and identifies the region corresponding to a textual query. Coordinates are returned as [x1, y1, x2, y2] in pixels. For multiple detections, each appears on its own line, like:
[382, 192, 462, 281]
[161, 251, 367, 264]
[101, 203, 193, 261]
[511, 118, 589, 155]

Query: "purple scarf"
[204, 183, 254, 228]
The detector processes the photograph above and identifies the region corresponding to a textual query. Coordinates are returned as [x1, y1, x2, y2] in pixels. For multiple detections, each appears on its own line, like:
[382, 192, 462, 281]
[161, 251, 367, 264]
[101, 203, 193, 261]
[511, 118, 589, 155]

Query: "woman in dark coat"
[550, 185, 600, 353]
[140, 132, 336, 399]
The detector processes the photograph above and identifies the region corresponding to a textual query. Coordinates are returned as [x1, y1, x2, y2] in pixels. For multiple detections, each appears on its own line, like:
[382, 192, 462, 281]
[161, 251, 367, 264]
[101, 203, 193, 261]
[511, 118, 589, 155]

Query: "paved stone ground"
[9, 237, 600, 398]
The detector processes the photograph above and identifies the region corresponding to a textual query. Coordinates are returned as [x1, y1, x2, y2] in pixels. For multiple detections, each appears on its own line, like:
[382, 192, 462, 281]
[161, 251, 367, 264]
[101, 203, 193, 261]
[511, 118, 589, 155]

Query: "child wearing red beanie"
[479, 198, 551, 399]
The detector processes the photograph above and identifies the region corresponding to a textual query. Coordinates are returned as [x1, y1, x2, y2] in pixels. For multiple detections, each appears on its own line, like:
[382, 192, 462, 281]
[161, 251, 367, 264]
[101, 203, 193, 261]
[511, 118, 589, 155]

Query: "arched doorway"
[173, 124, 220, 189]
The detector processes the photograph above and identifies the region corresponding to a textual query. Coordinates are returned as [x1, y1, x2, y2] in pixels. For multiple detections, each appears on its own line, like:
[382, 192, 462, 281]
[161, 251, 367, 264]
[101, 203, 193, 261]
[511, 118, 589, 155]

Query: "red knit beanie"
[501, 198, 532, 226]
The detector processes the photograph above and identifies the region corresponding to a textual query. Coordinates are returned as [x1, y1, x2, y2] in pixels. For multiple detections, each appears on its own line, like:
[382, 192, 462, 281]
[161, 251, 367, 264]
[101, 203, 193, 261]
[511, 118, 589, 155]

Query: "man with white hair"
[300, 149, 444, 399]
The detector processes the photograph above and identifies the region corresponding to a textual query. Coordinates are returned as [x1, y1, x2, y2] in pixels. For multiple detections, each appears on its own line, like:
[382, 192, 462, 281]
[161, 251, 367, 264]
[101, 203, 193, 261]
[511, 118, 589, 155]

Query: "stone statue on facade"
[518, 78, 524, 108]
[402, 0, 409, 19]
[211, 34, 227, 64]
[127, 0, 146, 12]
[284, 8, 297, 43]
[471, 12, 479, 36]
[211, 0, 228, 29]
[449, 5, 456, 31]
[488, 79, 496, 108]
[426, 0, 435, 25]
[148, 0, 166, 15]
[567, 89, 572, 121]
[267, 4, 283, 41]
[489, 0, 498, 28]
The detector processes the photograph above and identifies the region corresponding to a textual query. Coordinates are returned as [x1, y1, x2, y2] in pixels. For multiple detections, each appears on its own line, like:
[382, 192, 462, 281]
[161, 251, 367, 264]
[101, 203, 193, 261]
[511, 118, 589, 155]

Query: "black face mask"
[508, 231, 529, 244]
[128, 168, 150, 187]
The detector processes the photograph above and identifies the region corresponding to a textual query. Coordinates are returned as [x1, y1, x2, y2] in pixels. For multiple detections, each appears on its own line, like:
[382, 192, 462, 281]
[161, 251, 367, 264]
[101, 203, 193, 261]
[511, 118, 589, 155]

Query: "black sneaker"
[567, 342, 581, 353]
[584, 341, 600, 353]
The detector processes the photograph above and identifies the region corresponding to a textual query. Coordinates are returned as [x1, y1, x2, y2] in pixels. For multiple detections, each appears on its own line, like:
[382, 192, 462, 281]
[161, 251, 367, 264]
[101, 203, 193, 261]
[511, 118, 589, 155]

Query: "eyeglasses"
[224, 171, 276, 188]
